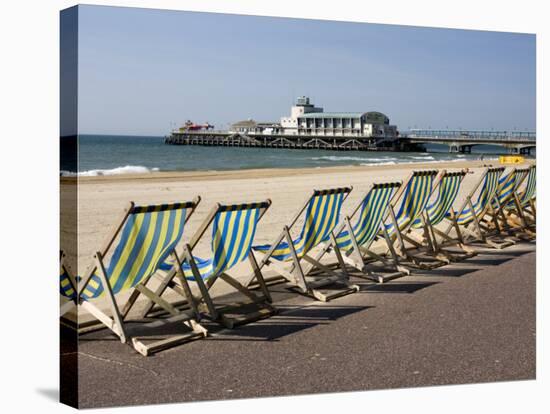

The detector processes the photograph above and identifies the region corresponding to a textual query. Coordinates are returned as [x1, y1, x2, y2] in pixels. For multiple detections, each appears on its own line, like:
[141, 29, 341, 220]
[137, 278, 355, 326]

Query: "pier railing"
[406, 129, 536, 142]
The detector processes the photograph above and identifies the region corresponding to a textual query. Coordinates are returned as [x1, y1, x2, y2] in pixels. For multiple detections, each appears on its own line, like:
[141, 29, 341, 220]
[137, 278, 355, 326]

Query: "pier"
[164, 131, 398, 151]
[165, 129, 536, 154]
[405, 129, 536, 155]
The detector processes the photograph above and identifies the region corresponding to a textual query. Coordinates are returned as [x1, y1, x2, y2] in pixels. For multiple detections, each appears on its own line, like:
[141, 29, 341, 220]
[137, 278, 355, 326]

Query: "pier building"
[280, 96, 398, 139]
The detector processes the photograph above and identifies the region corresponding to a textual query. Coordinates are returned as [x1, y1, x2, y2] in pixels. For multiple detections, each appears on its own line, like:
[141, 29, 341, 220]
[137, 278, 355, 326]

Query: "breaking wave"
[60, 165, 160, 177]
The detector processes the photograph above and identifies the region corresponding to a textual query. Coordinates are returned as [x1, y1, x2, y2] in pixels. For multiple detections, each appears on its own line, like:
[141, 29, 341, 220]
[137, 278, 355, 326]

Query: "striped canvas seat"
[411, 171, 463, 229]
[335, 183, 400, 251]
[253, 191, 346, 261]
[80, 203, 188, 300]
[490, 168, 528, 209]
[385, 171, 436, 236]
[60, 260, 77, 300]
[508, 165, 536, 208]
[152, 201, 275, 328]
[453, 169, 501, 226]
[162, 204, 263, 281]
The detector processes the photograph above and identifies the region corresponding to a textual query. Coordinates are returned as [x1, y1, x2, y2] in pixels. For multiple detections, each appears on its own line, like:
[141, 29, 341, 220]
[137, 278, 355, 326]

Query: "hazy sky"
[75, 5, 536, 136]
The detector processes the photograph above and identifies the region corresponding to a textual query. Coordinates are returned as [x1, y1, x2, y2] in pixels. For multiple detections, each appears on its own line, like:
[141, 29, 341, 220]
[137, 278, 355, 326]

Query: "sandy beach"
[62, 159, 534, 273]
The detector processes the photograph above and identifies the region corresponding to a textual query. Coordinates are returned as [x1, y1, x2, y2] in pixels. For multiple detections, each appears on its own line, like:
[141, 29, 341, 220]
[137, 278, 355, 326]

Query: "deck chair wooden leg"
[170, 250, 202, 318]
[248, 251, 272, 302]
[182, 247, 218, 320]
[94, 252, 127, 342]
[467, 199, 486, 243]
[330, 232, 350, 279]
[137, 268, 178, 318]
[512, 193, 528, 229]
[344, 217, 367, 270]
[284, 226, 308, 293]
[388, 207, 406, 257]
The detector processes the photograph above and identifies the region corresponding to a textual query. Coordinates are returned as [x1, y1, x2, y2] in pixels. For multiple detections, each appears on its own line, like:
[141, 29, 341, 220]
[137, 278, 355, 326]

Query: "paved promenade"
[62, 242, 536, 409]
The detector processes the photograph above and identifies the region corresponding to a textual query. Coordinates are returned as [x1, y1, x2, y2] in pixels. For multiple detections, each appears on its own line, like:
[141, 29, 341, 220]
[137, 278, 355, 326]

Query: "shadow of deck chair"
[503, 164, 536, 233]
[329, 181, 410, 283]
[438, 167, 512, 250]
[145, 200, 277, 329]
[76, 198, 207, 356]
[384, 170, 446, 269]
[408, 169, 477, 264]
[60, 250, 77, 317]
[248, 188, 360, 302]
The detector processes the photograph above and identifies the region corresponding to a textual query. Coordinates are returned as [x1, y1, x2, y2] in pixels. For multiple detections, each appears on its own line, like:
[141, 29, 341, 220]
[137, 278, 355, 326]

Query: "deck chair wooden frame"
[140, 200, 276, 329]
[383, 169, 447, 269]
[405, 169, 477, 266]
[60, 250, 78, 317]
[437, 167, 511, 250]
[329, 181, 411, 283]
[246, 187, 360, 302]
[76, 198, 207, 356]
[502, 164, 536, 235]
[480, 167, 530, 238]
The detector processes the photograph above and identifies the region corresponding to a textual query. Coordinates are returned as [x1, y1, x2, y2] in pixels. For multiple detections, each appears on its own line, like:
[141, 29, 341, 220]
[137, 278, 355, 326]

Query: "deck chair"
[383, 170, 445, 268]
[144, 200, 277, 329]
[76, 198, 207, 356]
[503, 164, 536, 231]
[248, 188, 360, 302]
[330, 181, 410, 283]
[438, 167, 511, 249]
[481, 167, 530, 236]
[60, 250, 77, 317]
[408, 169, 477, 264]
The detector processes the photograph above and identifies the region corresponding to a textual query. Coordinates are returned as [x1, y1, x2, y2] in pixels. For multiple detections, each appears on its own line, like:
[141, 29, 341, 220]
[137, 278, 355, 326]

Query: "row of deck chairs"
[59, 164, 536, 356]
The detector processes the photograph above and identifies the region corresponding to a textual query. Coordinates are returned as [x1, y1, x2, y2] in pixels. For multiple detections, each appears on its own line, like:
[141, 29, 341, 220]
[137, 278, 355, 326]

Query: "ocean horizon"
[60, 134, 535, 177]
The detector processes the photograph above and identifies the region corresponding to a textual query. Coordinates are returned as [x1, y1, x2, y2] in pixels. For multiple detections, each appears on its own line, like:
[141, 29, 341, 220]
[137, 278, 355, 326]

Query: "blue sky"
[75, 5, 536, 136]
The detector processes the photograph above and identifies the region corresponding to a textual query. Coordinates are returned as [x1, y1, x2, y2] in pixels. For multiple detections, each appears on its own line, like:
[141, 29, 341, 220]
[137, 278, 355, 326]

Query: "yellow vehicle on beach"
[499, 155, 525, 164]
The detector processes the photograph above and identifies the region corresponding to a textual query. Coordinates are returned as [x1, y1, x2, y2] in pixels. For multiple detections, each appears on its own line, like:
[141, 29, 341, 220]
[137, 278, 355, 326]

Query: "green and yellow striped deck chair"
[76, 198, 207, 356]
[439, 167, 511, 249]
[329, 181, 410, 283]
[248, 188, 360, 302]
[147, 200, 276, 329]
[383, 170, 440, 260]
[408, 170, 476, 265]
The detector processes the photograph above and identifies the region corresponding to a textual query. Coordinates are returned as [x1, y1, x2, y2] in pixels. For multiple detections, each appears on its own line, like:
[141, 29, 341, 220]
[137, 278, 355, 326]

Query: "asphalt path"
[61, 242, 536, 408]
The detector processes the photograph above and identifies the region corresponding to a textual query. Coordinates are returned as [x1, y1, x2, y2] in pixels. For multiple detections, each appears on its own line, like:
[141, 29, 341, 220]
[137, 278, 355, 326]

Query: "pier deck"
[165, 131, 402, 151]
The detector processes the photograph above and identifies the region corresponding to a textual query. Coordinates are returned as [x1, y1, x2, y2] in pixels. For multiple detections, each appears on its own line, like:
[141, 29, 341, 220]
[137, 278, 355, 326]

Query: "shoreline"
[62, 158, 534, 184]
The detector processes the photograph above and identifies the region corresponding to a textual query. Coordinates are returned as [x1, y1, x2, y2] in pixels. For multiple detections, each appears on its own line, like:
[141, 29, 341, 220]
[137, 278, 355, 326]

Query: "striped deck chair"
[60, 250, 77, 317]
[504, 164, 536, 231]
[329, 181, 410, 283]
[383, 170, 441, 266]
[247, 188, 360, 302]
[481, 167, 530, 236]
[408, 169, 477, 265]
[76, 198, 207, 356]
[439, 167, 511, 249]
[145, 201, 276, 329]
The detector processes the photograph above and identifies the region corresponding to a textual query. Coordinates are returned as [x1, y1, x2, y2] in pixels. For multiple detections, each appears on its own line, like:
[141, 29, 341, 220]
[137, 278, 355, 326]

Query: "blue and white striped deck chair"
[60, 250, 77, 317]
[384, 170, 440, 259]
[484, 167, 530, 234]
[408, 169, 477, 263]
[440, 167, 509, 249]
[150, 200, 276, 329]
[249, 188, 360, 302]
[505, 164, 536, 228]
[329, 181, 410, 283]
[76, 198, 207, 356]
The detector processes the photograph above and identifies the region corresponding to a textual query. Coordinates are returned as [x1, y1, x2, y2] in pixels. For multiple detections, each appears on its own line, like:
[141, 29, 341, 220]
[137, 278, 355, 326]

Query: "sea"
[60, 135, 535, 177]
